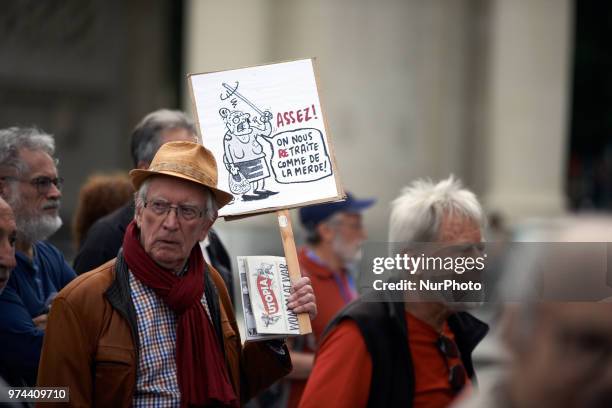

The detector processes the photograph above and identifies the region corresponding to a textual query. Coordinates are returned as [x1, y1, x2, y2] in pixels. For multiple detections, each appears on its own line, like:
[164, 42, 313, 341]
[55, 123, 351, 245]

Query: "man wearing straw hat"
[37, 141, 317, 407]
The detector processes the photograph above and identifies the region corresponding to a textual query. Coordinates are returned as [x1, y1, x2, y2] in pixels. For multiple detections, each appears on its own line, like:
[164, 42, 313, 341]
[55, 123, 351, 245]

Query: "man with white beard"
[281, 192, 374, 408]
[0, 127, 76, 386]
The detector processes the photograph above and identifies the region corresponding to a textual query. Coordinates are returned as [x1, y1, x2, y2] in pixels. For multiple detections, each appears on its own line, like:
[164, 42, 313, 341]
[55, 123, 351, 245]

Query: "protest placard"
[189, 58, 343, 218]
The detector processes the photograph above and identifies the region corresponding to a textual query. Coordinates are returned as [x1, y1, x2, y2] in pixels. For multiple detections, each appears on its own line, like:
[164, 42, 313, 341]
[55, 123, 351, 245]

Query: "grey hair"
[135, 177, 219, 222]
[389, 175, 484, 243]
[0, 127, 56, 175]
[130, 109, 198, 168]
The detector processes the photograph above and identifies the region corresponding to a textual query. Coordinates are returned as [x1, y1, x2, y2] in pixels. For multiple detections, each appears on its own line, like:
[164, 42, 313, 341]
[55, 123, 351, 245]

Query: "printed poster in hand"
[238, 256, 307, 341]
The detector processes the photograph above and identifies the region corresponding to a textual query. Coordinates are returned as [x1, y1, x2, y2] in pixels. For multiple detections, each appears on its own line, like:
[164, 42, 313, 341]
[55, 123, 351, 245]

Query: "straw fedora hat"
[129, 141, 233, 208]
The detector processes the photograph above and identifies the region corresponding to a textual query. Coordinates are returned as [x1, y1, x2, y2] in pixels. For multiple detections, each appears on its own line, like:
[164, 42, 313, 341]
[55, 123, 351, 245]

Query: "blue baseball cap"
[299, 192, 376, 229]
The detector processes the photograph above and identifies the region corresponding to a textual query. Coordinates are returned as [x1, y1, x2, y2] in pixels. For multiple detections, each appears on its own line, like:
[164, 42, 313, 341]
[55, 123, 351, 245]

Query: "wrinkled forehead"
[334, 211, 362, 223]
[437, 212, 482, 243]
[18, 147, 58, 175]
[146, 175, 209, 205]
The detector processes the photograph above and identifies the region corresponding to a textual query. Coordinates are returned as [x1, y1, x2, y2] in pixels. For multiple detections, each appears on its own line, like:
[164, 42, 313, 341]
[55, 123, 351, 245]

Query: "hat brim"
[129, 168, 234, 209]
[345, 198, 376, 213]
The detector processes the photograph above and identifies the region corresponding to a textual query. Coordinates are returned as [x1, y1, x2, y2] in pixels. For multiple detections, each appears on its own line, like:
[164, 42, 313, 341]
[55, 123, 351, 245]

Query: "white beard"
[7, 191, 62, 243]
[17, 214, 62, 242]
[332, 235, 363, 264]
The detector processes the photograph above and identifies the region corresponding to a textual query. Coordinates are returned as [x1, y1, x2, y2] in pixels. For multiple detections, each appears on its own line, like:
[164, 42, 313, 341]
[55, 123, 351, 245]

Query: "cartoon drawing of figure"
[220, 107, 278, 201]
[257, 262, 275, 278]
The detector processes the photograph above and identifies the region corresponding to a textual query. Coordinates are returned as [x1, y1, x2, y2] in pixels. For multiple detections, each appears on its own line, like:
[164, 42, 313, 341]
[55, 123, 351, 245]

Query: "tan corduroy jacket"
[36, 252, 291, 407]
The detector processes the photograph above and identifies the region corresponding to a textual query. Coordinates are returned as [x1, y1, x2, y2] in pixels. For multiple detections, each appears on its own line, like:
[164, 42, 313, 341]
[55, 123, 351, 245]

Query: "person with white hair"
[0, 127, 76, 386]
[300, 175, 489, 408]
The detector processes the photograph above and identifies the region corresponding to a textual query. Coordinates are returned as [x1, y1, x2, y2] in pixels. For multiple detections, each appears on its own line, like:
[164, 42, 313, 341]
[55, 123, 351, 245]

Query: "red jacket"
[287, 247, 357, 407]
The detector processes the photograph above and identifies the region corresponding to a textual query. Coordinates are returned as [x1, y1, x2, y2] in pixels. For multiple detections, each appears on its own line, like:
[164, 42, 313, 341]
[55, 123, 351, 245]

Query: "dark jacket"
[73, 201, 234, 302]
[0, 241, 76, 386]
[38, 251, 291, 407]
[324, 297, 489, 408]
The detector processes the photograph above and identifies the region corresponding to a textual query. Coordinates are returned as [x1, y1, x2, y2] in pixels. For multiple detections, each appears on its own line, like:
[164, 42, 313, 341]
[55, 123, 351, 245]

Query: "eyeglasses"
[0, 176, 64, 195]
[328, 218, 364, 231]
[436, 334, 467, 393]
[144, 199, 204, 221]
[30, 176, 64, 194]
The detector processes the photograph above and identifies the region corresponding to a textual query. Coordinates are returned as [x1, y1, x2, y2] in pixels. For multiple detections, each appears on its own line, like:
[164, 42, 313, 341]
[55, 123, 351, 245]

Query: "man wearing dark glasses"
[300, 176, 488, 408]
[0, 127, 76, 386]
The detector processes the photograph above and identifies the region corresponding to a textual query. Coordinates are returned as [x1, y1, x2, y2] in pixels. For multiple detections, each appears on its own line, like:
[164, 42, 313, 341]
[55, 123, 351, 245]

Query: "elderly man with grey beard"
[0, 127, 76, 387]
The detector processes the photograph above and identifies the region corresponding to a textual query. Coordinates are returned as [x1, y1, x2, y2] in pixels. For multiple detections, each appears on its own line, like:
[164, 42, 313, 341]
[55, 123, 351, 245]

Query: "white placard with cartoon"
[189, 58, 343, 217]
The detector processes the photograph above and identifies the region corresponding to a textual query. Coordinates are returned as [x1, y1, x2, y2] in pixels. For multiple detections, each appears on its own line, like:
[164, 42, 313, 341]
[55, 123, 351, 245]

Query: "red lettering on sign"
[276, 104, 319, 128]
[257, 275, 279, 315]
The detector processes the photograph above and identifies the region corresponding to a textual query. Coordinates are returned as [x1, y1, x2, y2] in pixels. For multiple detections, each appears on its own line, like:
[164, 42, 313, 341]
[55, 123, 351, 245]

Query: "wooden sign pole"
[276, 209, 312, 334]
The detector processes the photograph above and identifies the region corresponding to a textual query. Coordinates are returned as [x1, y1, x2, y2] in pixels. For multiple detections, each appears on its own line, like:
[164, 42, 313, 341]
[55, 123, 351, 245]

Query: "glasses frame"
[0, 176, 64, 195]
[143, 199, 204, 222]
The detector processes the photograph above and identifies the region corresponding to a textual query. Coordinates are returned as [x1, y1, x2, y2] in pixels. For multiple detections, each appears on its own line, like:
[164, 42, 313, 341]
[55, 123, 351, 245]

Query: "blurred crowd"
[0, 110, 611, 408]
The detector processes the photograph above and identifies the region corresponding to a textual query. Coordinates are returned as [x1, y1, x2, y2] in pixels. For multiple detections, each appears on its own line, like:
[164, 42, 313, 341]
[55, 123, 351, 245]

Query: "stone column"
[481, 0, 572, 221]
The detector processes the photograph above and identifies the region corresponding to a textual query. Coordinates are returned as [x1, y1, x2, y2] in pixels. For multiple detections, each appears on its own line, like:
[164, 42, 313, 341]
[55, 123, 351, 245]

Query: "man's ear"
[317, 222, 335, 243]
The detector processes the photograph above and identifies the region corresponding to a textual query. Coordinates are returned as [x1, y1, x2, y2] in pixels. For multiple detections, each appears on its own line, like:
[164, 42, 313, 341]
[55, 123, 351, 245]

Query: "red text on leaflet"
[257, 275, 279, 315]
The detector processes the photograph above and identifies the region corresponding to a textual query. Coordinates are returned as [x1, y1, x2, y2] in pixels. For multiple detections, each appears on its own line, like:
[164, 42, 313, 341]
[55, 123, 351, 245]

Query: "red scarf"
[123, 221, 238, 407]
